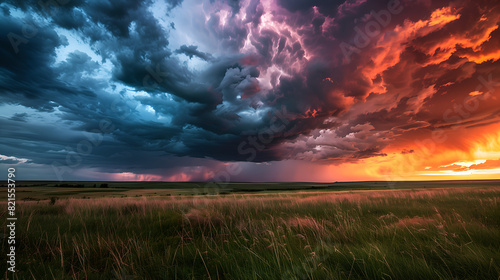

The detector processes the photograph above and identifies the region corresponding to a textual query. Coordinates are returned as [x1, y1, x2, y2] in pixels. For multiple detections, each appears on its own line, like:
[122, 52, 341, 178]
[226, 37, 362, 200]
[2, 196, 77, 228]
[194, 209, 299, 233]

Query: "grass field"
[3, 180, 500, 201]
[1, 183, 500, 279]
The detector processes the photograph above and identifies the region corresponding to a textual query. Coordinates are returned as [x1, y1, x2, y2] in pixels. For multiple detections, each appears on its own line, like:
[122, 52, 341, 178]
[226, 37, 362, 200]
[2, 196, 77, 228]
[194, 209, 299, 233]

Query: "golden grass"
[392, 217, 436, 227]
[5, 186, 498, 216]
[286, 216, 324, 231]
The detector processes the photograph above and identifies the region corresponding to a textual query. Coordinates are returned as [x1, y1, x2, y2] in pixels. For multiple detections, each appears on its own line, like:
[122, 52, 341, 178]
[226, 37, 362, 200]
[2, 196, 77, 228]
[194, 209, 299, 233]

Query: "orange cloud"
[360, 123, 500, 180]
[428, 6, 461, 27]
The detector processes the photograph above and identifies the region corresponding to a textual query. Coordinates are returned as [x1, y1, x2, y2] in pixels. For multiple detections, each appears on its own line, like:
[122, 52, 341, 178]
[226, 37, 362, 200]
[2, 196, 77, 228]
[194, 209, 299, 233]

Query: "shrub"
[49, 197, 57, 205]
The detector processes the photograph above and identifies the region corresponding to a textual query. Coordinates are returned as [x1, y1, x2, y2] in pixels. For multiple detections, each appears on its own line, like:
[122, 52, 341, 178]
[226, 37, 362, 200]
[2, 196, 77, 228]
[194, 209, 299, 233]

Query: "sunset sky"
[0, 0, 499, 182]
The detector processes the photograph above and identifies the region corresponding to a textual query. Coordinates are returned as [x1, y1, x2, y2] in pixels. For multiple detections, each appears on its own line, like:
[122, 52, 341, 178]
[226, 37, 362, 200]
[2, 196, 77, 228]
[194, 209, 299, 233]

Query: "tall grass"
[1, 187, 499, 279]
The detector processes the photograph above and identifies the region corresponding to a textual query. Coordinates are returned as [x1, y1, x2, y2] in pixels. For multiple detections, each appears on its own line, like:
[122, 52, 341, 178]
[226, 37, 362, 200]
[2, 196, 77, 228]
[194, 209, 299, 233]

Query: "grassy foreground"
[1, 187, 499, 279]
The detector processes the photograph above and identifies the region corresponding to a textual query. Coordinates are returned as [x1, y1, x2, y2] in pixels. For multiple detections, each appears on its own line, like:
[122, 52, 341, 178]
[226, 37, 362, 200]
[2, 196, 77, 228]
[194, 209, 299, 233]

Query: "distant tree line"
[53, 183, 108, 188]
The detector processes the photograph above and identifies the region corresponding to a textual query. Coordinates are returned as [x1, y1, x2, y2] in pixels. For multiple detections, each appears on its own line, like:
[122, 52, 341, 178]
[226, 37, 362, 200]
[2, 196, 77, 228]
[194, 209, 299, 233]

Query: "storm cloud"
[1, 0, 499, 181]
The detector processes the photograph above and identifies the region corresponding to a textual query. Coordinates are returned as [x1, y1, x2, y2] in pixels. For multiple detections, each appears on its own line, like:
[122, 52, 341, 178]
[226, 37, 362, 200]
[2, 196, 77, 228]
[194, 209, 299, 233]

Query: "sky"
[0, 0, 499, 182]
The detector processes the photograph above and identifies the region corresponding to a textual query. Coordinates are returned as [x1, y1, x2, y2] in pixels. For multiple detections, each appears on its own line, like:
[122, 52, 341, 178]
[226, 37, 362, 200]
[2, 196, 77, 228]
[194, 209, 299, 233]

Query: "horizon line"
[12, 179, 500, 183]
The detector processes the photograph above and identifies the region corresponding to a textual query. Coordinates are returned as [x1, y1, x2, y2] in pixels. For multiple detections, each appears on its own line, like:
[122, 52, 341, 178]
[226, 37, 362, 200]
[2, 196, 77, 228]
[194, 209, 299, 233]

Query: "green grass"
[1, 186, 499, 279]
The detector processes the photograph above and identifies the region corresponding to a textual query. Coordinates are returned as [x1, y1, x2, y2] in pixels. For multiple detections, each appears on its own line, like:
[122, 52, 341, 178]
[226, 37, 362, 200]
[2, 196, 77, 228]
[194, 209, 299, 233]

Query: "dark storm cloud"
[244, 0, 264, 27]
[0, 15, 95, 112]
[175, 45, 214, 61]
[276, 0, 345, 15]
[0, 0, 281, 171]
[211, 0, 243, 14]
[9, 112, 28, 122]
[1, 0, 500, 180]
[206, 12, 248, 52]
[51, 7, 87, 30]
